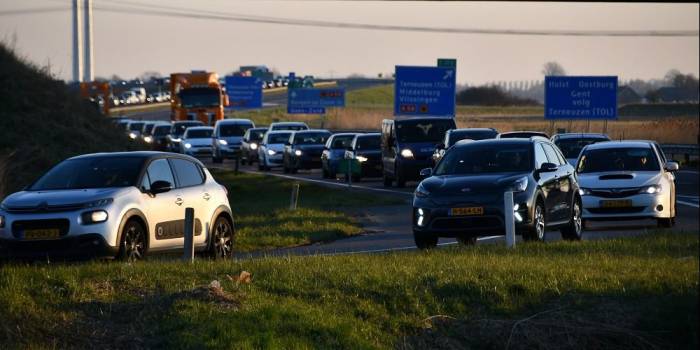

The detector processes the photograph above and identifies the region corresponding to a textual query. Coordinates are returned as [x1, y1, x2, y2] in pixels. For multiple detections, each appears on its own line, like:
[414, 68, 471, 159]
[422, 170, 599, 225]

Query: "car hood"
[420, 173, 526, 195]
[577, 171, 662, 189]
[266, 143, 286, 152]
[184, 138, 212, 146]
[2, 187, 128, 208]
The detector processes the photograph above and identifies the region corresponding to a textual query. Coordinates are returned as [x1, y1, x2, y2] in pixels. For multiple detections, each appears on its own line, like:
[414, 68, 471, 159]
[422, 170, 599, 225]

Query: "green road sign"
[437, 58, 457, 68]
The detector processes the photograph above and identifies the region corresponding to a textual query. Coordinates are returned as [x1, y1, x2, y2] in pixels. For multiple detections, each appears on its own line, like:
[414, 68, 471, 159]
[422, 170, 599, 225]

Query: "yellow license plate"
[450, 207, 484, 216]
[600, 200, 632, 208]
[24, 229, 60, 240]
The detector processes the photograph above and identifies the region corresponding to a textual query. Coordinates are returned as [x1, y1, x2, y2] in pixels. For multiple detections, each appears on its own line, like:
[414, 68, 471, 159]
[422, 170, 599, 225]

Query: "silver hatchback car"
[0, 152, 234, 261]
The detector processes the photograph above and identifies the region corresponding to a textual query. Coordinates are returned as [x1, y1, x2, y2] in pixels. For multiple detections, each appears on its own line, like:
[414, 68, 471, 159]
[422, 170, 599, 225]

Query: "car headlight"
[218, 139, 228, 146]
[83, 198, 113, 208]
[579, 188, 592, 196]
[294, 150, 302, 156]
[400, 149, 414, 158]
[356, 155, 368, 162]
[511, 176, 528, 192]
[250, 143, 258, 150]
[129, 132, 137, 139]
[81, 210, 108, 224]
[415, 184, 430, 198]
[640, 184, 662, 194]
[267, 149, 276, 156]
[143, 136, 153, 143]
[185, 143, 192, 149]
[170, 137, 181, 143]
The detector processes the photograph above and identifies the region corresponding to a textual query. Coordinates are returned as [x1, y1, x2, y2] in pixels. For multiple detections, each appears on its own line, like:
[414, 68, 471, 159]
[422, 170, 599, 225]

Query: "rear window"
[577, 147, 660, 173]
[170, 158, 204, 187]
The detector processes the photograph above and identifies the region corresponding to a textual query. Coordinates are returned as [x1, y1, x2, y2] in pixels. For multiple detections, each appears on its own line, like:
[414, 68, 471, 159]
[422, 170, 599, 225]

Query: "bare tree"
[139, 70, 162, 82]
[664, 69, 682, 85]
[542, 61, 566, 76]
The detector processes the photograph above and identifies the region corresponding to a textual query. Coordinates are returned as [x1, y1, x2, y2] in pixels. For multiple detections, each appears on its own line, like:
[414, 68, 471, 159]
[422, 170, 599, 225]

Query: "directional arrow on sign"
[443, 70, 454, 80]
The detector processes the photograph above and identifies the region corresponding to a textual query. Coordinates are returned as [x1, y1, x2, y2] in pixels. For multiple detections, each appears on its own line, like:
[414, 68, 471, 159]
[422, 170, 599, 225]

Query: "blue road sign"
[225, 76, 262, 110]
[545, 76, 618, 120]
[394, 66, 456, 117]
[287, 88, 345, 114]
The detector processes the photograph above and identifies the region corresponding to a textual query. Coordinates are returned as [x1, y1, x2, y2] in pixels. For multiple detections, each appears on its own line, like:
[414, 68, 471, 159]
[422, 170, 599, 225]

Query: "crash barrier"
[183, 207, 195, 262]
[662, 144, 699, 166]
[504, 192, 516, 248]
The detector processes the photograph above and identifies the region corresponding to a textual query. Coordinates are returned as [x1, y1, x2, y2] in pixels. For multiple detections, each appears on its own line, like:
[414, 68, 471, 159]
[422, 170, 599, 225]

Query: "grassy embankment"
[0, 233, 697, 349]
[213, 171, 403, 252]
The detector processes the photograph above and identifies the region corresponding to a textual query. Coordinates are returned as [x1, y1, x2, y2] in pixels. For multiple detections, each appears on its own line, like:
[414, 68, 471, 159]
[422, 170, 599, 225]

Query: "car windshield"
[267, 133, 291, 144]
[272, 124, 307, 131]
[295, 132, 330, 145]
[219, 123, 251, 137]
[29, 157, 144, 191]
[555, 137, 609, 159]
[142, 124, 155, 135]
[153, 125, 171, 136]
[179, 87, 220, 108]
[330, 135, 355, 149]
[129, 122, 144, 131]
[173, 122, 203, 136]
[186, 129, 213, 138]
[577, 147, 660, 173]
[448, 130, 498, 146]
[435, 143, 532, 175]
[248, 129, 266, 141]
[356, 136, 381, 150]
[396, 119, 455, 143]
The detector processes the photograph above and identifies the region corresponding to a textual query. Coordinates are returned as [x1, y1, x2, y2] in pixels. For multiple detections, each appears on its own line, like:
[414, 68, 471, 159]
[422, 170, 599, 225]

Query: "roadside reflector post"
[504, 192, 516, 248]
[183, 207, 195, 262]
[289, 182, 300, 210]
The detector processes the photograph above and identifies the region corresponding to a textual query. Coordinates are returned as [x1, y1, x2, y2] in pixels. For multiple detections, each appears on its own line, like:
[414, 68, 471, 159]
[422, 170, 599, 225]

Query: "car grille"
[587, 207, 646, 214]
[431, 216, 503, 230]
[12, 219, 70, 238]
[589, 188, 641, 198]
[4, 203, 85, 214]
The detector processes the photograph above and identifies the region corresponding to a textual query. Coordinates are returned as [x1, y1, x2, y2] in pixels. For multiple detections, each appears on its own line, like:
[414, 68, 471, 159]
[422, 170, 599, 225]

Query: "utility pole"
[83, 0, 94, 82]
[72, 0, 83, 82]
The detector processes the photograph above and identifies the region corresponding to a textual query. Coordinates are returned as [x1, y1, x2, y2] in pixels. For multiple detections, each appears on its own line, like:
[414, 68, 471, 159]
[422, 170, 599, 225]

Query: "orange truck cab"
[80, 81, 111, 115]
[170, 71, 229, 125]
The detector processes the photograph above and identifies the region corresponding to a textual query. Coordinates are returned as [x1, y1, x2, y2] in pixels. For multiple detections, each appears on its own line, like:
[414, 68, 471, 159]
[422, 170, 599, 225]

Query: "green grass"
[212, 171, 404, 252]
[347, 84, 394, 106]
[0, 233, 696, 349]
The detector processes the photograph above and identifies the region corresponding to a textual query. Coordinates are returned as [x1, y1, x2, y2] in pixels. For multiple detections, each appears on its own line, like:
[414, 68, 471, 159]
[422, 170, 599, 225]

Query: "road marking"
[244, 170, 414, 196]
[678, 200, 699, 208]
[318, 235, 503, 256]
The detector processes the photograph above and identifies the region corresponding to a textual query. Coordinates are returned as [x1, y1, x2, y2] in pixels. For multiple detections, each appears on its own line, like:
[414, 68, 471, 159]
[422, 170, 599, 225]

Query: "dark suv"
[283, 130, 332, 173]
[412, 138, 582, 248]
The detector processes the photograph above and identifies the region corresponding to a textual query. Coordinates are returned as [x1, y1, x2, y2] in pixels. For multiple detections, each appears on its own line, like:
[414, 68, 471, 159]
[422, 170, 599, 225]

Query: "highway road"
[201, 158, 699, 257]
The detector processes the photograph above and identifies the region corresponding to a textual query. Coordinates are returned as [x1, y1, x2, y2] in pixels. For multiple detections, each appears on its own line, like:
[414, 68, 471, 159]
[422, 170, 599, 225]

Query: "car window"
[170, 158, 204, 187]
[267, 133, 291, 144]
[434, 143, 532, 175]
[218, 123, 251, 137]
[249, 129, 265, 141]
[356, 136, 381, 150]
[534, 143, 548, 168]
[145, 159, 175, 186]
[577, 147, 661, 173]
[330, 135, 355, 149]
[294, 132, 330, 145]
[185, 129, 213, 138]
[542, 143, 563, 165]
[652, 143, 667, 163]
[554, 147, 568, 165]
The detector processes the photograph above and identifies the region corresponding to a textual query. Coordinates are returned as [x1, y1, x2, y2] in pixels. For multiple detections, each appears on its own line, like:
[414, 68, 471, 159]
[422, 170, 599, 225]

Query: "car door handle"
[203, 193, 211, 201]
[175, 197, 183, 206]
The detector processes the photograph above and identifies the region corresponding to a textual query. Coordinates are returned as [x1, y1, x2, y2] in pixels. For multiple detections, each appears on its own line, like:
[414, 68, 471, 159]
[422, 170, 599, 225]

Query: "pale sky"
[1, 1, 698, 84]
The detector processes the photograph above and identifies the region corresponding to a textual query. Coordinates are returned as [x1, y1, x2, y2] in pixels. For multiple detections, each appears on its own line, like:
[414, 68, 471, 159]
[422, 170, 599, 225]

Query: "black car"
[412, 138, 582, 248]
[351, 133, 383, 180]
[240, 127, 268, 165]
[433, 128, 499, 165]
[497, 131, 549, 139]
[283, 130, 332, 173]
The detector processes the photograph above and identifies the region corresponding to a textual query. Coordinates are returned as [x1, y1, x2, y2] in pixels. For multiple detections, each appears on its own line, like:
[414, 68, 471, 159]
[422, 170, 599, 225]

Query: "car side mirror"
[538, 162, 558, 173]
[150, 180, 172, 195]
[665, 161, 679, 172]
[419, 168, 433, 178]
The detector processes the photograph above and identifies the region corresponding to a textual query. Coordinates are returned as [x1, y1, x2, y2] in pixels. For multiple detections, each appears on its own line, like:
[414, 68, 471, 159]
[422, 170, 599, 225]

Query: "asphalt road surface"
[201, 158, 699, 257]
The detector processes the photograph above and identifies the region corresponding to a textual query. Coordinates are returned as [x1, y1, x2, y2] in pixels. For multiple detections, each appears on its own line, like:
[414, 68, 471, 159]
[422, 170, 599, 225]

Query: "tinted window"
[146, 159, 175, 186]
[179, 87, 220, 108]
[447, 130, 498, 146]
[218, 123, 252, 137]
[173, 121, 204, 136]
[170, 159, 204, 187]
[248, 129, 266, 142]
[434, 143, 532, 175]
[577, 147, 660, 173]
[185, 129, 213, 138]
[542, 143, 562, 165]
[129, 122, 144, 131]
[294, 132, 330, 145]
[142, 124, 155, 135]
[356, 136, 381, 150]
[554, 137, 609, 159]
[30, 157, 145, 190]
[153, 125, 171, 136]
[267, 133, 291, 144]
[534, 144, 548, 168]
[330, 135, 355, 149]
[396, 119, 455, 143]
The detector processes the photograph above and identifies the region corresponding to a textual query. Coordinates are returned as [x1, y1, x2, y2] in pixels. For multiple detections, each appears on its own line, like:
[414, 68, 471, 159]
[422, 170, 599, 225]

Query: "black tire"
[322, 168, 329, 179]
[383, 173, 392, 187]
[561, 197, 583, 241]
[414, 232, 438, 249]
[117, 220, 147, 261]
[457, 235, 477, 246]
[657, 217, 675, 228]
[208, 216, 234, 259]
[524, 200, 546, 242]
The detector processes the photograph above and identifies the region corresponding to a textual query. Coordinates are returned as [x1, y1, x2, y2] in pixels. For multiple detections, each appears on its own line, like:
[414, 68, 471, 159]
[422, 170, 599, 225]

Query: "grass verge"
[0, 233, 696, 349]
[212, 170, 403, 252]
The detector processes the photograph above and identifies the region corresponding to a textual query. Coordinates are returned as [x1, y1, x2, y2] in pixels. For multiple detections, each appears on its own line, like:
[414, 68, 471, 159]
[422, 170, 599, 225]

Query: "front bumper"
[0, 234, 118, 260]
[215, 145, 242, 158]
[184, 146, 213, 157]
[263, 153, 284, 167]
[581, 192, 671, 221]
[293, 155, 323, 169]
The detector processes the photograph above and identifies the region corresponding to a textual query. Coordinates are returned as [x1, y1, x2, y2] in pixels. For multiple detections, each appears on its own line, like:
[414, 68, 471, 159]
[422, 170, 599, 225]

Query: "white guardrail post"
[504, 191, 516, 248]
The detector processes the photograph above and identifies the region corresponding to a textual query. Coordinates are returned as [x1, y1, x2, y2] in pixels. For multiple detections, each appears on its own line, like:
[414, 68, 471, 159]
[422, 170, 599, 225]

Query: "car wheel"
[561, 197, 583, 241]
[524, 200, 546, 242]
[383, 173, 392, 187]
[457, 235, 477, 246]
[322, 168, 329, 179]
[657, 217, 675, 228]
[209, 216, 234, 259]
[117, 220, 147, 261]
[414, 232, 438, 249]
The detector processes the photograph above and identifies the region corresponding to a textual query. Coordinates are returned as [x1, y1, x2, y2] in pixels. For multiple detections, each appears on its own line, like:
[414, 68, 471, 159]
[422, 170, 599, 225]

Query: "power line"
[94, 1, 698, 37]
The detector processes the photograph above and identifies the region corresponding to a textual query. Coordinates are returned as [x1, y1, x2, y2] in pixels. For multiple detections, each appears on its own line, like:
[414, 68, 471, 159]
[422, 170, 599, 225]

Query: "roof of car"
[293, 129, 330, 134]
[266, 130, 293, 135]
[552, 133, 610, 140]
[330, 133, 358, 137]
[172, 120, 204, 125]
[356, 132, 381, 137]
[450, 128, 497, 133]
[216, 118, 254, 124]
[270, 122, 307, 125]
[186, 126, 214, 131]
[68, 151, 204, 165]
[452, 138, 534, 148]
[583, 140, 654, 150]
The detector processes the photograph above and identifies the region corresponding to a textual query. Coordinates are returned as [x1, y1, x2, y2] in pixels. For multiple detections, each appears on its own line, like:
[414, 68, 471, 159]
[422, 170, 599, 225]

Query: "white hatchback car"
[180, 126, 214, 157]
[258, 130, 293, 171]
[0, 152, 234, 261]
[575, 141, 678, 228]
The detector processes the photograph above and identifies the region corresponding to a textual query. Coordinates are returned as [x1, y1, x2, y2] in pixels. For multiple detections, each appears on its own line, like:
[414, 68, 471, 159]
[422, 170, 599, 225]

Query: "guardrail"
[662, 143, 699, 166]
